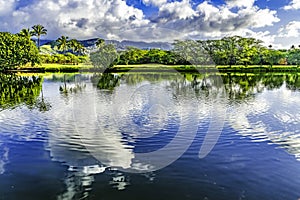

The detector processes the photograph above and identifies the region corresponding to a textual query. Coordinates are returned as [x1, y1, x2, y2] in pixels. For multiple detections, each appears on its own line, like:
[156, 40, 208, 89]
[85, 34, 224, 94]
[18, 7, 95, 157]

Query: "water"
[1, 72, 300, 200]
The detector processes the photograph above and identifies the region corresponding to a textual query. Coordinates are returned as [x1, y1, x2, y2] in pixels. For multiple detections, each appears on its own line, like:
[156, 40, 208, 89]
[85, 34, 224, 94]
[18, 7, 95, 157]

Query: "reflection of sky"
[70, 78, 205, 171]
[2, 74, 300, 199]
[228, 83, 300, 160]
[0, 144, 8, 174]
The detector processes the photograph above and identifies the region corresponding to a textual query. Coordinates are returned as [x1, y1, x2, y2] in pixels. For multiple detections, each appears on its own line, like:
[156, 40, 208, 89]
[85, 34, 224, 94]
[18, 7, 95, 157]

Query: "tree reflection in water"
[0, 74, 52, 112]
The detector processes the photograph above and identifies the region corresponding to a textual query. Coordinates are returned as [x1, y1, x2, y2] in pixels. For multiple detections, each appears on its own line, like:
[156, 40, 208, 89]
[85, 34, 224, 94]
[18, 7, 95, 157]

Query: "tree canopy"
[0, 32, 40, 70]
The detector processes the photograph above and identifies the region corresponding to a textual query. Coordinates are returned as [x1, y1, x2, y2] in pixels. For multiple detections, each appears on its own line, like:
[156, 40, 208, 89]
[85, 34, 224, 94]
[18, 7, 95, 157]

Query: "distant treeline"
[2, 26, 300, 72]
[115, 36, 299, 66]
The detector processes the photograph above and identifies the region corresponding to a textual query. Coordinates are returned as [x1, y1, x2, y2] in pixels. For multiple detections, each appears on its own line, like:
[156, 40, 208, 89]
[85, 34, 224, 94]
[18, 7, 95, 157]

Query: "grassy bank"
[216, 65, 300, 72]
[14, 63, 94, 73]
[109, 64, 300, 73]
[7, 64, 300, 73]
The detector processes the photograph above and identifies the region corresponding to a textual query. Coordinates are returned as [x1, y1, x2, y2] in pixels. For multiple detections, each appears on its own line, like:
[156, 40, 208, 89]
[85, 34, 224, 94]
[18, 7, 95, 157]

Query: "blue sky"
[1, 0, 300, 48]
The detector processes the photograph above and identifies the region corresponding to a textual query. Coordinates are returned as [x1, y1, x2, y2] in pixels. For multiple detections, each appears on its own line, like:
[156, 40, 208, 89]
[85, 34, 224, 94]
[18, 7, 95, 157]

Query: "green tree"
[31, 24, 47, 50]
[287, 48, 300, 65]
[0, 32, 40, 70]
[18, 28, 33, 39]
[96, 38, 105, 49]
[56, 36, 70, 54]
[173, 40, 211, 65]
[68, 39, 85, 55]
[90, 44, 118, 68]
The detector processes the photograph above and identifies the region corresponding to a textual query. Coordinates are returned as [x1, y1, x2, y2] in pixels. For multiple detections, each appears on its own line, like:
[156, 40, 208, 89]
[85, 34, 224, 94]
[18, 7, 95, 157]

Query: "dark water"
[1, 72, 300, 200]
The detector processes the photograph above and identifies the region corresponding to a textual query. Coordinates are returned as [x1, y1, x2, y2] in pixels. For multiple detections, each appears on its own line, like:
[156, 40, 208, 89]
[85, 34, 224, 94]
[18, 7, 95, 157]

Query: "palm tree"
[96, 38, 105, 48]
[31, 24, 47, 50]
[56, 36, 69, 54]
[68, 39, 85, 54]
[18, 28, 33, 39]
[74, 43, 86, 55]
[76, 44, 86, 55]
[69, 39, 78, 53]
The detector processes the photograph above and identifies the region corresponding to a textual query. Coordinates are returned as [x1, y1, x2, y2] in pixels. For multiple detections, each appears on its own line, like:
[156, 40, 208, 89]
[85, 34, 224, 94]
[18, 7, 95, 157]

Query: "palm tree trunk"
[38, 36, 40, 50]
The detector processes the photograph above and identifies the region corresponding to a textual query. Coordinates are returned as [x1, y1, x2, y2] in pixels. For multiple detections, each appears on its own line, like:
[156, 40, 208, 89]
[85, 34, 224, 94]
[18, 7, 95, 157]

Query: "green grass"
[13, 63, 300, 73]
[16, 63, 93, 73]
[215, 65, 300, 72]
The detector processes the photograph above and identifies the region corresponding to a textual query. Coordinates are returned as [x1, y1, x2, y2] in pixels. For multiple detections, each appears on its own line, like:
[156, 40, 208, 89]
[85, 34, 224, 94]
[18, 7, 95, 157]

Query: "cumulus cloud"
[279, 21, 300, 37]
[142, 0, 167, 7]
[157, 0, 196, 20]
[1, 0, 149, 39]
[153, 1, 279, 40]
[0, 0, 15, 16]
[0, 0, 280, 43]
[284, 0, 300, 10]
[225, 0, 255, 8]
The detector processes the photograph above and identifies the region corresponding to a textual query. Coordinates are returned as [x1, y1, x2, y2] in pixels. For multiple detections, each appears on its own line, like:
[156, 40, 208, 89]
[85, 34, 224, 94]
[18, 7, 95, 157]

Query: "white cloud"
[197, 1, 237, 21]
[225, 0, 255, 8]
[142, 0, 167, 7]
[0, 0, 281, 44]
[0, 0, 15, 16]
[2, 0, 150, 39]
[279, 21, 300, 37]
[154, 1, 279, 41]
[284, 0, 300, 10]
[237, 7, 280, 28]
[158, 0, 196, 20]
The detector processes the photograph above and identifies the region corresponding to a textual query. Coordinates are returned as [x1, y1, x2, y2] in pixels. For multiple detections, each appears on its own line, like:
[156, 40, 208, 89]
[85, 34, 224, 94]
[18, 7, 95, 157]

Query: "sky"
[0, 0, 300, 49]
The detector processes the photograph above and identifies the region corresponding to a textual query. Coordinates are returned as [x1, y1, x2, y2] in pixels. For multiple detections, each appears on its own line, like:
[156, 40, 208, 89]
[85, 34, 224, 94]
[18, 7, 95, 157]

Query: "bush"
[40, 53, 88, 65]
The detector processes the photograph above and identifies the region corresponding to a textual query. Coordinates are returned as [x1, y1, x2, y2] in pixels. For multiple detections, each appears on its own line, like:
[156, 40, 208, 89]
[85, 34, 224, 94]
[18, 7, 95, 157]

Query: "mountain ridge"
[40, 38, 173, 50]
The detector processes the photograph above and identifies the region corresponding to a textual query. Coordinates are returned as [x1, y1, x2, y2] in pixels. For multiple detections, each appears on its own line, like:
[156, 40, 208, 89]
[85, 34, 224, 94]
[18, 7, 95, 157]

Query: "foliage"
[69, 39, 85, 55]
[31, 24, 47, 50]
[40, 53, 88, 64]
[18, 28, 33, 39]
[118, 47, 178, 65]
[116, 36, 291, 67]
[115, 36, 300, 67]
[287, 48, 300, 65]
[173, 40, 212, 65]
[96, 38, 105, 48]
[0, 32, 40, 70]
[56, 36, 69, 54]
[55, 36, 85, 55]
[90, 44, 119, 68]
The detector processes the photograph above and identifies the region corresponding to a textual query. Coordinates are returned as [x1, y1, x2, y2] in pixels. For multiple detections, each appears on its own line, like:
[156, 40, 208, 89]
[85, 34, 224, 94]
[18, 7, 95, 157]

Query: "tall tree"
[90, 44, 118, 68]
[96, 38, 105, 48]
[69, 39, 78, 53]
[69, 39, 85, 55]
[31, 24, 47, 50]
[56, 36, 69, 54]
[18, 28, 33, 39]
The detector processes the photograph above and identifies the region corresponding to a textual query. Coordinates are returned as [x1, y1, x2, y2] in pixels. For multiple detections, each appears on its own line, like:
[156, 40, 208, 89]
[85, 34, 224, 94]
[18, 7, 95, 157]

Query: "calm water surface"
[1, 72, 300, 200]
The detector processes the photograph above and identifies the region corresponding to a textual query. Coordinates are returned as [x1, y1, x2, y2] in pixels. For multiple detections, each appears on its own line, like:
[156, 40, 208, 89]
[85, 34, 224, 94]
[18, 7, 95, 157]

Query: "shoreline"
[2, 64, 300, 73]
